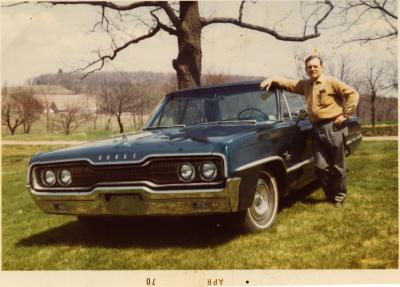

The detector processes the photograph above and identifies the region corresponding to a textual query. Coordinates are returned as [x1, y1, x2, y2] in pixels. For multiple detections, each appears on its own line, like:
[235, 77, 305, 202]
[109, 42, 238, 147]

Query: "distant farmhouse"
[34, 93, 97, 113]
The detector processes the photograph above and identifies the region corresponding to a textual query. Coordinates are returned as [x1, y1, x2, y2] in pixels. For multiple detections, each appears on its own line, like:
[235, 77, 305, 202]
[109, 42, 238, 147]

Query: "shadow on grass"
[280, 180, 324, 211]
[17, 215, 239, 249]
[17, 182, 324, 249]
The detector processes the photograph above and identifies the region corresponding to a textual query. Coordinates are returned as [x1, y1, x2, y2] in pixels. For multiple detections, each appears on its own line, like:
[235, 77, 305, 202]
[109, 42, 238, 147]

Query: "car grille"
[31, 156, 225, 191]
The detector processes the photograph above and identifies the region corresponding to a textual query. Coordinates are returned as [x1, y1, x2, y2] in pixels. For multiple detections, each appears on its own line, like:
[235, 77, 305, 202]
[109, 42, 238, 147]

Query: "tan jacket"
[273, 74, 359, 122]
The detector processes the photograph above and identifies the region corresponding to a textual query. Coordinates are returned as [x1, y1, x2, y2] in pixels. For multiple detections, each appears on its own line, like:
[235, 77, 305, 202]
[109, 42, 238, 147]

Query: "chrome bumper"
[27, 178, 241, 216]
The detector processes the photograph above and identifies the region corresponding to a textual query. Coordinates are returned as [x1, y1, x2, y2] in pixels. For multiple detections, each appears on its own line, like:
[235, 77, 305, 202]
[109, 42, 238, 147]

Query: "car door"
[279, 89, 315, 189]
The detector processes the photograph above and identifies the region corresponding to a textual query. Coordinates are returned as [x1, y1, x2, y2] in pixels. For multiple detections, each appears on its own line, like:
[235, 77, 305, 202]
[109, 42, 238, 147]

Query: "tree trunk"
[46, 108, 50, 132]
[105, 115, 112, 130]
[93, 116, 97, 130]
[10, 127, 16, 135]
[132, 113, 137, 130]
[371, 93, 376, 127]
[115, 114, 124, 133]
[173, 1, 202, 89]
[371, 102, 375, 127]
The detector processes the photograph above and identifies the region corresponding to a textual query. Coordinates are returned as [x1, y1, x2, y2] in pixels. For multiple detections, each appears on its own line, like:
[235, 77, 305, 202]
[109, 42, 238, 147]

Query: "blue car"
[27, 81, 362, 232]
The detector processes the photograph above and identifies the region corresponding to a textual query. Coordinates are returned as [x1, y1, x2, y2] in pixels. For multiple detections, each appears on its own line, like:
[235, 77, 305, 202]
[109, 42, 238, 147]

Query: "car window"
[148, 87, 279, 127]
[283, 91, 306, 120]
[157, 98, 206, 126]
[218, 90, 278, 122]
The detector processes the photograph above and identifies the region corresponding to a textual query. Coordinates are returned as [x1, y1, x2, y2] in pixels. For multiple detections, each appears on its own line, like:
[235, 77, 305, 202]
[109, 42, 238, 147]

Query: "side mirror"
[296, 109, 308, 123]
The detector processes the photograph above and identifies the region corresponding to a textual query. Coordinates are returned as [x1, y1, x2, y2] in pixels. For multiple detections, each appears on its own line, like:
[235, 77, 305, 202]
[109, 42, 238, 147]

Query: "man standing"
[260, 55, 359, 207]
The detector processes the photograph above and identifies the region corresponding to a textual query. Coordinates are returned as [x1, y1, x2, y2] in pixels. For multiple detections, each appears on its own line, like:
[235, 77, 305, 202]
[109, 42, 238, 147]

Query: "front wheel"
[236, 170, 279, 233]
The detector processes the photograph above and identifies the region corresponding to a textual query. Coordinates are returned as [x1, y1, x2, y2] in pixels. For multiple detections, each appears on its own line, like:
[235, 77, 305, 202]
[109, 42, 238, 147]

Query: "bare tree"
[364, 60, 387, 127]
[17, 90, 44, 133]
[2, 95, 24, 135]
[293, 49, 356, 83]
[130, 82, 152, 130]
[55, 103, 91, 135]
[1, 88, 43, 135]
[40, 95, 52, 132]
[97, 77, 137, 133]
[7, 1, 334, 89]
[338, 0, 397, 43]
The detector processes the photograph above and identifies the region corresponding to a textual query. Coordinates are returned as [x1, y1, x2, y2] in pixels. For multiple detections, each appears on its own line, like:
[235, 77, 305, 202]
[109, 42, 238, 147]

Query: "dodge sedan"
[27, 81, 362, 232]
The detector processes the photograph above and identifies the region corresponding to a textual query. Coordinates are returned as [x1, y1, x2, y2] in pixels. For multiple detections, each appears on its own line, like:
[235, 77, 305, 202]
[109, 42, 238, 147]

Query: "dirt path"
[362, 136, 398, 141]
[1, 136, 397, 145]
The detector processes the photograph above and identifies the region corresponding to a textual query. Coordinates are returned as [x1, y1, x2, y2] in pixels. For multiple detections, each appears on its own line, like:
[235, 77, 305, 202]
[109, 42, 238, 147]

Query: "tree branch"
[158, 2, 180, 28]
[39, 1, 166, 11]
[238, 1, 246, 23]
[337, 0, 397, 44]
[150, 9, 177, 35]
[343, 31, 397, 43]
[201, 0, 334, 42]
[2, 1, 29, 7]
[79, 23, 161, 79]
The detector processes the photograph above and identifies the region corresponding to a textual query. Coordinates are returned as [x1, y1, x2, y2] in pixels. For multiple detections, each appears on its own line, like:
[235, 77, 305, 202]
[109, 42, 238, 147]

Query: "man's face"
[305, 58, 323, 81]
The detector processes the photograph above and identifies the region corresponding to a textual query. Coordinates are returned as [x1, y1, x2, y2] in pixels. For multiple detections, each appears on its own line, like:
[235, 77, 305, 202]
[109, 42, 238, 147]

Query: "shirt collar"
[314, 74, 326, 84]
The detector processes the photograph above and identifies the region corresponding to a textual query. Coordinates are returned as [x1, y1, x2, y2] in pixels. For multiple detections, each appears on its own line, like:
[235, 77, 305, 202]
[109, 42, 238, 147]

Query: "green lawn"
[2, 142, 398, 270]
[1, 113, 144, 141]
[2, 130, 119, 141]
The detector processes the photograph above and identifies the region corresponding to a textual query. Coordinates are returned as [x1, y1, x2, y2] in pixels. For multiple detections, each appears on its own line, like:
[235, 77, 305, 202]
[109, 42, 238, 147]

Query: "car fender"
[234, 156, 287, 211]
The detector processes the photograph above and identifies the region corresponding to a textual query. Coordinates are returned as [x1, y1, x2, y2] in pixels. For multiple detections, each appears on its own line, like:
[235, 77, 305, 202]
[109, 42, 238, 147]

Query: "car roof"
[167, 80, 264, 97]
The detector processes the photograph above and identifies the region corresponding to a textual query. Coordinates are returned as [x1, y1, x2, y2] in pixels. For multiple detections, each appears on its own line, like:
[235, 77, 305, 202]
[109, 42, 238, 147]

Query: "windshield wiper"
[143, 124, 186, 130]
[200, 120, 257, 125]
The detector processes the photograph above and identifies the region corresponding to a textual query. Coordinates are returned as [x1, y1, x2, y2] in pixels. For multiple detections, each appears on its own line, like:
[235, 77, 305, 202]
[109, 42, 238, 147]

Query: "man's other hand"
[260, 79, 272, 90]
[334, 114, 347, 128]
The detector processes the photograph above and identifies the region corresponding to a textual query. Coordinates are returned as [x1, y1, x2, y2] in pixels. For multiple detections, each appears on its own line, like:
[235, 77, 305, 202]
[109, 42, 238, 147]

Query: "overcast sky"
[1, 1, 397, 86]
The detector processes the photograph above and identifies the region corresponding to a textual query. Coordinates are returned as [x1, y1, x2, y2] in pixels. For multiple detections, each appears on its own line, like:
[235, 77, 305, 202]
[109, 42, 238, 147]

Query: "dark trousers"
[312, 121, 347, 203]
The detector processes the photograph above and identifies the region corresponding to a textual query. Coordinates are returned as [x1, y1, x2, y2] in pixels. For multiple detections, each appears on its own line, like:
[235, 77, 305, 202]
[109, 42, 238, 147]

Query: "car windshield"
[145, 86, 278, 128]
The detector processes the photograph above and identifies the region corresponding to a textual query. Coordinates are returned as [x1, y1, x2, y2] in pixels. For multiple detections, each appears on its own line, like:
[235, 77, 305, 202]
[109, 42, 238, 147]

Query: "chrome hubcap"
[251, 178, 270, 220]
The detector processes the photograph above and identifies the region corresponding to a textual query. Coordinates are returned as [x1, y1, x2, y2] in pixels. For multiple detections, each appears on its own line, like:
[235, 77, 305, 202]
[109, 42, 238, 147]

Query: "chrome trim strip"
[281, 90, 292, 121]
[235, 156, 286, 172]
[200, 120, 256, 125]
[28, 184, 226, 197]
[346, 134, 362, 146]
[28, 152, 228, 190]
[287, 157, 314, 173]
[30, 178, 225, 191]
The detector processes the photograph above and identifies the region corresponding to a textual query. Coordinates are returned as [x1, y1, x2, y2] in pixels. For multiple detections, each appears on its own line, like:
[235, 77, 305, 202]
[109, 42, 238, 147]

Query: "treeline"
[2, 69, 396, 136]
[2, 71, 260, 135]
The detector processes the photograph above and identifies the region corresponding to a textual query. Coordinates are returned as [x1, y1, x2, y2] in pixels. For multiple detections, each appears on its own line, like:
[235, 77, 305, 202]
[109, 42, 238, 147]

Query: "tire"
[236, 170, 279, 233]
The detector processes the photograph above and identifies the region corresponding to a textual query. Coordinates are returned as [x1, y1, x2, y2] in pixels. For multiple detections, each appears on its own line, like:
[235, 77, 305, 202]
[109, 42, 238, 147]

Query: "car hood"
[30, 124, 274, 164]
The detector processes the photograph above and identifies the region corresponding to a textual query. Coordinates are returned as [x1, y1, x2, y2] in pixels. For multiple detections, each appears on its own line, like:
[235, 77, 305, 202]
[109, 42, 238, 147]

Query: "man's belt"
[314, 117, 337, 126]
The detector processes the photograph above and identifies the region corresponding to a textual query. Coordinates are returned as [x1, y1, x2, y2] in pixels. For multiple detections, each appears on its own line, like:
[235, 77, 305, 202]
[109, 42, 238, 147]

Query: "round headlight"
[178, 163, 195, 182]
[59, 169, 72, 186]
[43, 170, 56, 186]
[200, 161, 217, 181]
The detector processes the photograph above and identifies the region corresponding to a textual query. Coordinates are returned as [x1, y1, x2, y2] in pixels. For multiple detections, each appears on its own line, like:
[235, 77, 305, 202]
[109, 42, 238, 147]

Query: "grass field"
[2, 141, 398, 270]
[1, 113, 147, 141]
[2, 115, 397, 141]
